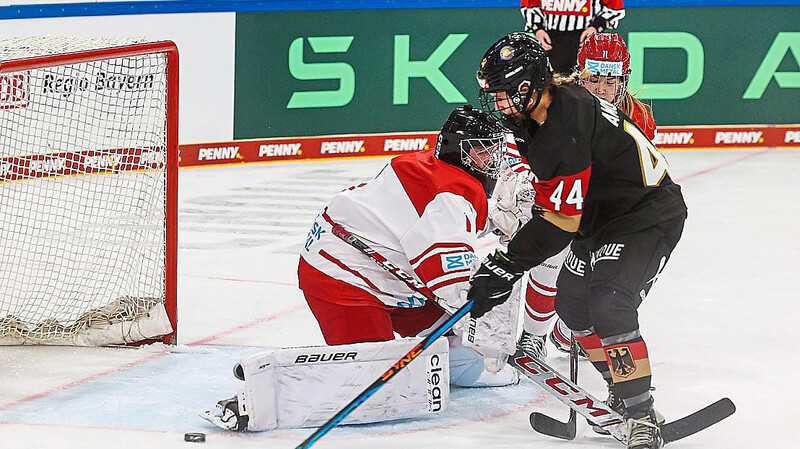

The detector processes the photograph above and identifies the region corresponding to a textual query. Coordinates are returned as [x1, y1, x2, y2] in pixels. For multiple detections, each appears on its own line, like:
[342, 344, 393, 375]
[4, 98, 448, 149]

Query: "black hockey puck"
[184, 433, 206, 443]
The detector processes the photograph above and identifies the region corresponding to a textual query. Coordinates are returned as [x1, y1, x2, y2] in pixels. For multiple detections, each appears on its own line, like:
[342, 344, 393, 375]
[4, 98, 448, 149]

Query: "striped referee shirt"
[521, 0, 625, 33]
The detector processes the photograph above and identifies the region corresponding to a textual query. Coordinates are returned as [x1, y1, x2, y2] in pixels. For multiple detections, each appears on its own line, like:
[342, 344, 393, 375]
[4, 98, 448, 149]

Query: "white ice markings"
[180, 170, 364, 252]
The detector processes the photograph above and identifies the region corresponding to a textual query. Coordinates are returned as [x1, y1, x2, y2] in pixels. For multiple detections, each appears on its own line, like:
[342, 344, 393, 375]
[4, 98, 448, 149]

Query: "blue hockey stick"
[295, 223, 471, 448]
[295, 299, 472, 449]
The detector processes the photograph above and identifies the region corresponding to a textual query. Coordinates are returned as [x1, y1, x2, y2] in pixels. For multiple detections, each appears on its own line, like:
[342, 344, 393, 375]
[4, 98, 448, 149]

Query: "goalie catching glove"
[468, 250, 525, 319]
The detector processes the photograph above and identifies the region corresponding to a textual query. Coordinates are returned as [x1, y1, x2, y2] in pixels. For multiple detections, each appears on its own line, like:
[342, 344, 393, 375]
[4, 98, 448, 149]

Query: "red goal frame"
[0, 41, 179, 345]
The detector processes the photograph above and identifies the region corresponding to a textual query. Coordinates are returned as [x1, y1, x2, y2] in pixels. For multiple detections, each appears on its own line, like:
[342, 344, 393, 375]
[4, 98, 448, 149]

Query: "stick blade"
[662, 398, 736, 443]
[530, 411, 576, 440]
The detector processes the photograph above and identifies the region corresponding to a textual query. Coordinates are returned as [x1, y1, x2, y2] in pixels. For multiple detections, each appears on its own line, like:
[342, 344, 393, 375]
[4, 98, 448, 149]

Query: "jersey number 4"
[624, 121, 670, 187]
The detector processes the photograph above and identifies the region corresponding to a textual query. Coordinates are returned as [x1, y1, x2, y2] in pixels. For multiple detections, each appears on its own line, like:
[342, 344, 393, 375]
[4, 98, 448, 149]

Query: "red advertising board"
[178, 125, 800, 168]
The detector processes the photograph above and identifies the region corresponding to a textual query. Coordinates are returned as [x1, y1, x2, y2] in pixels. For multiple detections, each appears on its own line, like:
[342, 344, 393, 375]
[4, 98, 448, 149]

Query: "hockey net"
[0, 36, 178, 346]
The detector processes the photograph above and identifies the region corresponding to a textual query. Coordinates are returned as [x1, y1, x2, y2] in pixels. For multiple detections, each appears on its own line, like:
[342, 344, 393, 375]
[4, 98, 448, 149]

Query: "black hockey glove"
[467, 250, 525, 319]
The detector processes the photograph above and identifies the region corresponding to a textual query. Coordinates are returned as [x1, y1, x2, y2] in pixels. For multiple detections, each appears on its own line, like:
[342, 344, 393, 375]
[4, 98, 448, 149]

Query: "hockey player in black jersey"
[468, 32, 688, 449]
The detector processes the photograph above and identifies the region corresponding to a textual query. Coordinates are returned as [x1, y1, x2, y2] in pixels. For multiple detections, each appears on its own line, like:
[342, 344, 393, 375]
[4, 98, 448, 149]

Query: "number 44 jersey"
[511, 84, 687, 240]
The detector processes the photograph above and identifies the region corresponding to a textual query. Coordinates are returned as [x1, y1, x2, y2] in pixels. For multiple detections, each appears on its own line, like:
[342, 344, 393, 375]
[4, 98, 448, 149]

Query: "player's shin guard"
[574, 329, 611, 382]
[601, 333, 653, 419]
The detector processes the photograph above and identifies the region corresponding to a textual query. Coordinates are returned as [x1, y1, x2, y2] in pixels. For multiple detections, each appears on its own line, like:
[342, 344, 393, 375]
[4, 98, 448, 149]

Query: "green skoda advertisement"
[234, 7, 800, 138]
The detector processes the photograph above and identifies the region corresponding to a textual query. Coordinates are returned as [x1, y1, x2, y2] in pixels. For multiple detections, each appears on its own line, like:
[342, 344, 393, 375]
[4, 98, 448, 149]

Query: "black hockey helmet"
[434, 105, 507, 196]
[476, 32, 553, 118]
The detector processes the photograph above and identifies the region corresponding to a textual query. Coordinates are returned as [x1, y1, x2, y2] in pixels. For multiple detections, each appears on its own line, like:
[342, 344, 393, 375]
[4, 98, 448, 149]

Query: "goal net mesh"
[0, 36, 174, 345]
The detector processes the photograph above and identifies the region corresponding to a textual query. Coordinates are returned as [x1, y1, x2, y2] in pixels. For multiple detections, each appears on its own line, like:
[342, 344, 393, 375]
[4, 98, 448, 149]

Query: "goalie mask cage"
[0, 37, 178, 346]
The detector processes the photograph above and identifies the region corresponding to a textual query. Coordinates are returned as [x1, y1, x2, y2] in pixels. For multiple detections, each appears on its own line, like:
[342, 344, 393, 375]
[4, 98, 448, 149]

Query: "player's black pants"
[555, 215, 685, 416]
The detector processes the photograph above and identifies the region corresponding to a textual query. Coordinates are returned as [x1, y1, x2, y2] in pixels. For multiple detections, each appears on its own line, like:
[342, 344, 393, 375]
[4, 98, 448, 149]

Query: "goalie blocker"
[201, 337, 449, 431]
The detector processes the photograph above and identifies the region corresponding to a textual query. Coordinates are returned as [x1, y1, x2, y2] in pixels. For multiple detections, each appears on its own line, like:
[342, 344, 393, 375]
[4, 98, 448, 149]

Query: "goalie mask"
[476, 32, 553, 120]
[435, 105, 507, 197]
[576, 33, 631, 106]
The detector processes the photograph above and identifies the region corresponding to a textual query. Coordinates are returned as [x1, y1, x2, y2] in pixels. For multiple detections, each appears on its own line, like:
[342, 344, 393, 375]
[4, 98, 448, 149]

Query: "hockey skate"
[200, 395, 249, 432]
[549, 326, 588, 357]
[518, 330, 547, 359]
[589, 383, 625, 435]
[627, 408, 665, 449]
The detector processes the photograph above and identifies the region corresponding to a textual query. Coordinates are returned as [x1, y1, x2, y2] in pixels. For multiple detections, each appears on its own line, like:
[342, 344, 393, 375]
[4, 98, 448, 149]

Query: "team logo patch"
[441, 252, 478, 272]
[585, 59, 624, 76]
[499, 46, 514, 60]
[607, 346, 637, 378]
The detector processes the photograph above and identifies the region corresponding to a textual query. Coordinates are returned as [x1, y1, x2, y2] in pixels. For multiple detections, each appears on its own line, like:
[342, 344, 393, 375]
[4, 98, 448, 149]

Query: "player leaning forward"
[470, 32, 687, 449]
[201, 106, 520, 432]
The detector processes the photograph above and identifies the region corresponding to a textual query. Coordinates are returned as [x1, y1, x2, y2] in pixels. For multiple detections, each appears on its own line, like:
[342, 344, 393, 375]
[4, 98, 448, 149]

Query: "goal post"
[0, 37, 178, 346]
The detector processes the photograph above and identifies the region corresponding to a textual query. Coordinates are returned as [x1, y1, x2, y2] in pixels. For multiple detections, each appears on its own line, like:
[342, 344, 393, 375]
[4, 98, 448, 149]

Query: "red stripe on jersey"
[318, 249, 388, 295]
[298, 257, 391, 310]
[534, 166, 591, 216]
[466, 215, 471, 233]
[430, 275, 470, 292]
[391, 150, 488, 230]
[409, 242, 474, 266]
[321, 208, 335, 226]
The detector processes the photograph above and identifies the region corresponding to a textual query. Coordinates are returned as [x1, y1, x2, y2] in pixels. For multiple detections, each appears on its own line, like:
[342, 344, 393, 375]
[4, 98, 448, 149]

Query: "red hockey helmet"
[576, 33, 630, 105]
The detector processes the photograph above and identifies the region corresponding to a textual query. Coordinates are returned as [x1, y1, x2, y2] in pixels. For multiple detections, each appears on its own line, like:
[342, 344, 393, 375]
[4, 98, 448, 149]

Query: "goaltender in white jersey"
[201, 106, 523, 432]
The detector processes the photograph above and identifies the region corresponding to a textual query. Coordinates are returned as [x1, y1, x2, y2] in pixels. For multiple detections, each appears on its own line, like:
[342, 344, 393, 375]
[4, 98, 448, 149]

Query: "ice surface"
[2, 149, 799, 448]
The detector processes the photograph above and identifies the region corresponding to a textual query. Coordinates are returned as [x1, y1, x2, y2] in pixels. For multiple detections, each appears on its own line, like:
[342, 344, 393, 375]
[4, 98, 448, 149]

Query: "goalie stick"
[295, 224, 469, 449]
[295, 298, 473, 449]
[331, 223, 736, 444]
[510, 345, 736, 445]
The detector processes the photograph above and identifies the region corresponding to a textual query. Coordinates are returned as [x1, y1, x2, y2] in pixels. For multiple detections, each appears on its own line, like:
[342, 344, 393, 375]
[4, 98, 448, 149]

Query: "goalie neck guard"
[434, 105, 507, 197]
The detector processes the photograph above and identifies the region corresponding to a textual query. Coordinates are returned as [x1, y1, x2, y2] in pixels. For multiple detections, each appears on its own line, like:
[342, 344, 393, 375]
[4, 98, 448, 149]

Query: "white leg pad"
[239, 337, 449, 430]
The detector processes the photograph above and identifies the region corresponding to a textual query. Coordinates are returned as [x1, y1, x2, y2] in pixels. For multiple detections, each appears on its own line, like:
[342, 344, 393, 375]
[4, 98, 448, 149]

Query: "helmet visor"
[459, 134, 507, 179]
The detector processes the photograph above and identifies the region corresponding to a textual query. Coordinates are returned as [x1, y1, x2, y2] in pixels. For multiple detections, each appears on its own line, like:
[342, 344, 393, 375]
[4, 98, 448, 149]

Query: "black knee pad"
[554, 292, 591, 332]
[587, 286, 640, 338]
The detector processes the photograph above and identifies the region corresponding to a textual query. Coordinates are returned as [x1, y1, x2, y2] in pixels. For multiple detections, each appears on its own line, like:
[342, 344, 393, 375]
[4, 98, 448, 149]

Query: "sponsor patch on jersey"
[396, 295, 426, 308]
[441, 251, 478, 272]
[585, 59, 623, 76]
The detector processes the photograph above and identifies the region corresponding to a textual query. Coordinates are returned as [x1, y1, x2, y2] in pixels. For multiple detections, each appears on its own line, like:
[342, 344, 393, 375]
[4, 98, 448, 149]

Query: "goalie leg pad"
[236, 337, 449, 431]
